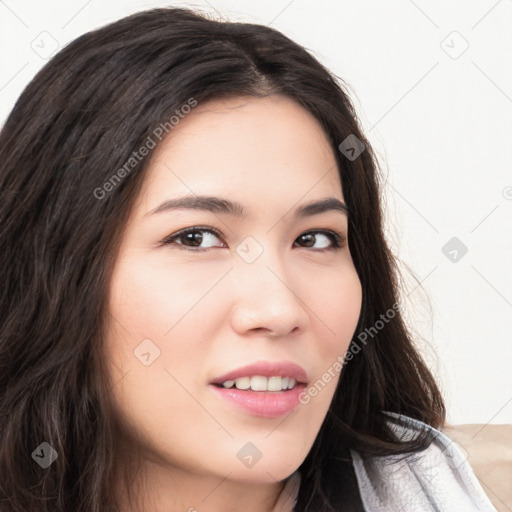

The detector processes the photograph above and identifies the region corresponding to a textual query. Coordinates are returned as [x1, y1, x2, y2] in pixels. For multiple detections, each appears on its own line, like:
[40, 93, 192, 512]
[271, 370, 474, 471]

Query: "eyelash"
[160, 226, 346, 253]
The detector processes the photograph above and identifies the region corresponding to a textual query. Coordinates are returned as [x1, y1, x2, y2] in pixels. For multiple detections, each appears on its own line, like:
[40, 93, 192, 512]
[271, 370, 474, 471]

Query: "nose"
[228, 248, 310, 338]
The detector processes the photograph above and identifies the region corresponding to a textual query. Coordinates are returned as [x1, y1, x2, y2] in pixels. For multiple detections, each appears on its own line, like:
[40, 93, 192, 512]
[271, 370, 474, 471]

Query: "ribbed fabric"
[272, 411, 497, 511]
[350, 412, 497, 511]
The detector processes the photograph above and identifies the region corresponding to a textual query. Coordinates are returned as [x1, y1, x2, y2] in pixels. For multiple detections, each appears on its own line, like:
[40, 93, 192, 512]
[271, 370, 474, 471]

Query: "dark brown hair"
[0, 7, 445, 512]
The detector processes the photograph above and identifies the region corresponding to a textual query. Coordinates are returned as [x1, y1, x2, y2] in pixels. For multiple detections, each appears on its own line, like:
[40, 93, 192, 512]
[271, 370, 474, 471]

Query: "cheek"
[307, 264, 362, 351]
[108, 252, 229, 341]
[329, 270, 362, 335]
[301, 266, 362, 398]
[104, 253, 227, 403]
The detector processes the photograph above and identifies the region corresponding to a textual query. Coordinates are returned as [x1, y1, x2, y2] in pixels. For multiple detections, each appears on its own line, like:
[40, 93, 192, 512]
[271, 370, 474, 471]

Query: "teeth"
[221, 376, 298, 391]
[267, 376, 282, 391]
[235, 377, 250, 390]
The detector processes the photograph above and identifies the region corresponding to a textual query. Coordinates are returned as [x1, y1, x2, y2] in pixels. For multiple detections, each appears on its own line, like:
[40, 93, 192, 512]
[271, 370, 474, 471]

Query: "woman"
[0, 7, 497, 512]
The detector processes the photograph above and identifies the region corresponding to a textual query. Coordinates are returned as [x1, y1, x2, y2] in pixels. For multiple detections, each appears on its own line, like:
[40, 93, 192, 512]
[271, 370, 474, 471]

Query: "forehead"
[137, 94, 343, 213]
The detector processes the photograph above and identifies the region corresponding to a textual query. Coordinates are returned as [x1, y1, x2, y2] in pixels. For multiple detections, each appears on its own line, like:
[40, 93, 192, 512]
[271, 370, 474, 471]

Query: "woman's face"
[105, 94, 362, 488]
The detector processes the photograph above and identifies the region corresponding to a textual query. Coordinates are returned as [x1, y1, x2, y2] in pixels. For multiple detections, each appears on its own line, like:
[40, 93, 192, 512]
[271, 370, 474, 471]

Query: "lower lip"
[209, 383, 306, 418]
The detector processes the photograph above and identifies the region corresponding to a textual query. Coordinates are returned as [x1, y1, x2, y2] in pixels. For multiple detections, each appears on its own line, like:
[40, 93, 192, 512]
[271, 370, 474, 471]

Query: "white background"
[1, 0, 510, 425]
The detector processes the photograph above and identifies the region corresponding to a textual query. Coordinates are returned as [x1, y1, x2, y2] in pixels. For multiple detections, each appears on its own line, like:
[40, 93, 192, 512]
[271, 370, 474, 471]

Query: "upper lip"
[210, 360, 308, 385]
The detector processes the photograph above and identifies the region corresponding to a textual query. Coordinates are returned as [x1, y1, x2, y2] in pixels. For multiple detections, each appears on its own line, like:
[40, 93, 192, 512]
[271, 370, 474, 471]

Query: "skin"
[105, 94, 363, 512]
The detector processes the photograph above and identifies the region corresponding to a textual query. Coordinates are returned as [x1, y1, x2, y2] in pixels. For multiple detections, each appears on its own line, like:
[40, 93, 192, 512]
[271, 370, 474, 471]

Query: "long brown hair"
[0, 7, 445, 511]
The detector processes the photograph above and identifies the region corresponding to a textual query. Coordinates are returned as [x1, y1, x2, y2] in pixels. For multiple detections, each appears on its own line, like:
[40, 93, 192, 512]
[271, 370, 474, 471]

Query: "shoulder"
[349, 411, 498, 512]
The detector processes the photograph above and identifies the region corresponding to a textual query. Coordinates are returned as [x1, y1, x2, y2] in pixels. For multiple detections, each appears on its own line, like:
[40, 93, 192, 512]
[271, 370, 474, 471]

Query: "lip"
[210, 360, 308, 386]
[210, 383, 307, 418]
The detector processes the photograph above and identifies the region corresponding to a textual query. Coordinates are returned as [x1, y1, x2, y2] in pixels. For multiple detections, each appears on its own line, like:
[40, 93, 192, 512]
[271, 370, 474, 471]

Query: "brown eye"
[295, 230, 345, 251]
[161, 227, 345, 253]
[162, 227, 225, 252]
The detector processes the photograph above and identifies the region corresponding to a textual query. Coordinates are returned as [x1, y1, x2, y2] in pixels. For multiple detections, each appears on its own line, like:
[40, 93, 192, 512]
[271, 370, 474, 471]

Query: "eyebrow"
[147, 195, 349, 218]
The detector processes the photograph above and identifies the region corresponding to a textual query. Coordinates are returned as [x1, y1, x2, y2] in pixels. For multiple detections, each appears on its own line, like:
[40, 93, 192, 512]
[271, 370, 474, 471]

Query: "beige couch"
[441, 424, 512, 512]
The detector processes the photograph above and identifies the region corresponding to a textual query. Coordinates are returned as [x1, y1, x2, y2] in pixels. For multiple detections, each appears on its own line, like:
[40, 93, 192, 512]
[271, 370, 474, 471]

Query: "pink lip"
[210, 383, 306, 418]
[210, 360, 308, 385]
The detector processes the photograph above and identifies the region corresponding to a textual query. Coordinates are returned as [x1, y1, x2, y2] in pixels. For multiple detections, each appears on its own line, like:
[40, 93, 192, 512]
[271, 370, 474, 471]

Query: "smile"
[218, 376, 298, 391]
